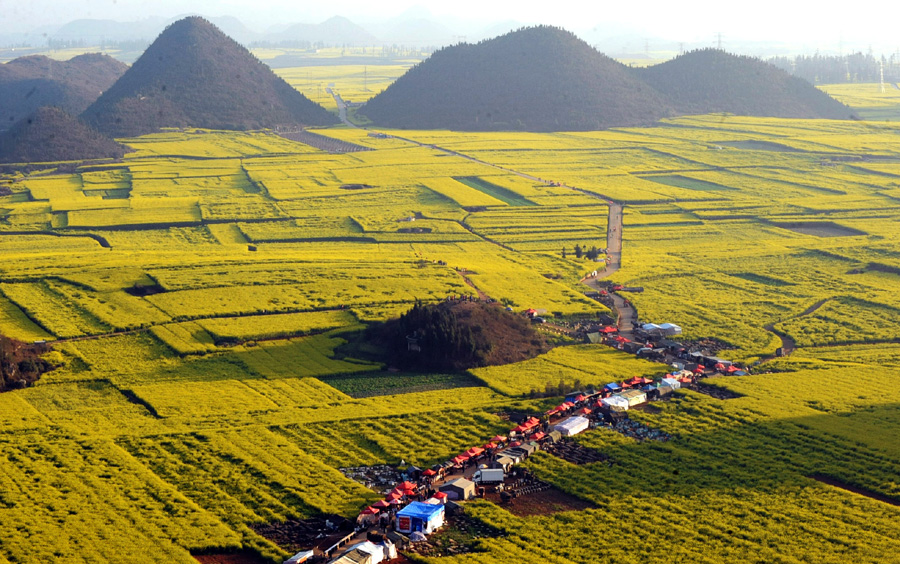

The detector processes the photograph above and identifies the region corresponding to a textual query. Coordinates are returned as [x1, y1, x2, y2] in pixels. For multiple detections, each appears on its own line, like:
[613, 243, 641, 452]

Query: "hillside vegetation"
[0, 53, 127, 130]
[81, 17, 337, 137]
[0, 106, 129, 163]
[362, 27, 853, 131]
[361, 26, 674, 131]
[636, 48, 855, 120]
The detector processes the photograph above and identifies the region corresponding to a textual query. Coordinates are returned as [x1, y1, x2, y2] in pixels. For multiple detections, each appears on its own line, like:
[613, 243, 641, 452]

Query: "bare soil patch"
[251, 515, 352, 554]
[485, 486, 596, 516]
[193, 551, 268, 564]
[690, 382, 744, 400]
[406, 512, 501, 558]
[543, 438, 610, 465]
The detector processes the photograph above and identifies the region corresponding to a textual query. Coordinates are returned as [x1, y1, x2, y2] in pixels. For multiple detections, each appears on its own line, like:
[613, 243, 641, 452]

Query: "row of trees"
[770, 51, 900, 84]
[562, 244, 604, 260]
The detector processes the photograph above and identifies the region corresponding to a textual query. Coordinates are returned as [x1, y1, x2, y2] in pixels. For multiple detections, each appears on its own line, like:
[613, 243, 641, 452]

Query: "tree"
[574, 244, 583, 258]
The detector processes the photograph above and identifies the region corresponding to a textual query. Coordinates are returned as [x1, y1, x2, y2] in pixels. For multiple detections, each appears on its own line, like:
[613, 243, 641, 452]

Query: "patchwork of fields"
[1, 89, 900, 563]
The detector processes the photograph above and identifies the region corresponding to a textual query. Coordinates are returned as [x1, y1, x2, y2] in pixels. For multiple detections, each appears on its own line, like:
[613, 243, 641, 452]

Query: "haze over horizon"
[2, 0, 899, 56]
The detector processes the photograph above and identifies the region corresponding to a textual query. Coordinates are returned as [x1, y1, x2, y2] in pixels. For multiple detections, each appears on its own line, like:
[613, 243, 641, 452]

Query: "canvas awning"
[422, 469, 437, 477]
[601, 325, 617, 333]
[491, 435, 507, 442]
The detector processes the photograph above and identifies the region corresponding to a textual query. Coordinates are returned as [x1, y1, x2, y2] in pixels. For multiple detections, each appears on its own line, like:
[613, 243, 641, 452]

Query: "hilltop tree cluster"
[375, 300, 548, 371]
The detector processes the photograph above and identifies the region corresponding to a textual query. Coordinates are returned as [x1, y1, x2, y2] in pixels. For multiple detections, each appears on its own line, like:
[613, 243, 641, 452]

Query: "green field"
[0, 82, 899, 563]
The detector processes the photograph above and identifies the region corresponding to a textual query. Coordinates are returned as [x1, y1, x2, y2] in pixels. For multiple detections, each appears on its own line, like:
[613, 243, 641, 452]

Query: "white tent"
[352, 541, 386, 564]
[553, 416, 590, 436]
[661, 377, 681, 389]
[601, 395, 630, 410]
[659, 323, 682, 335]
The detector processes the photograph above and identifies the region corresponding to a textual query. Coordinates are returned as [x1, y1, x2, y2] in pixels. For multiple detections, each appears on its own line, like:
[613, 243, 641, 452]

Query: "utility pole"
[716, 32, 723, 50]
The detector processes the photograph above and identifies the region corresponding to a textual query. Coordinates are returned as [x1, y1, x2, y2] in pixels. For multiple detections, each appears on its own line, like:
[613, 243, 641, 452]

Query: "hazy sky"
[2, 0, 894, 47]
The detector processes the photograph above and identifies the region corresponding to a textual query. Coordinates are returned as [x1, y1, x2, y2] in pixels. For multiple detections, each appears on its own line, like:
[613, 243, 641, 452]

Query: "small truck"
[472, 468, 505, 485]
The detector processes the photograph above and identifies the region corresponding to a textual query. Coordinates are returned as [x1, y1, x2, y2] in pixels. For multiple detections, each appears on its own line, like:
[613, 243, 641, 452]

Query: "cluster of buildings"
[304, 307, 750, 563]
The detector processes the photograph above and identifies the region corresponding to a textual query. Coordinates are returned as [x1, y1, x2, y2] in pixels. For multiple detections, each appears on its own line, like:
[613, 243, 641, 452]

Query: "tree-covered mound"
[0, 335, 52, 392]
[81, 16, 337, 137]
[0, 106, 129, 163]
[635, 49, 855, 120]
[360, 26, 674, 131]
[0, 53, 127, 131]
[374, 300, 549, 372]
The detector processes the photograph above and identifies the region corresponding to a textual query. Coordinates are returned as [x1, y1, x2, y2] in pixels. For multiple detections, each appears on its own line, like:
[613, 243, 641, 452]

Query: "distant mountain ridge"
[0, 106, 129, 163]
[361, 27, 855, 131]
[361, 26, 673, 131]
[0, 53, 127, 130]
[269, 16, 378, 46]
[81, 16, 337, 137]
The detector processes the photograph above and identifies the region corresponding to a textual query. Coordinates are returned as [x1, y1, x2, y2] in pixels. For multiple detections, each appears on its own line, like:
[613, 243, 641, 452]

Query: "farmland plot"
[1, 94, 900, 563]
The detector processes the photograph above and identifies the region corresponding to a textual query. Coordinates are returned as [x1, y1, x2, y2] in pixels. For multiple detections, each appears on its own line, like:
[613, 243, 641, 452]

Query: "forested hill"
[0, 53, 127, 130]
[81, 16, 337, 137]
[0, 106, 129, 163]
[634, 49, 855, 120]
[360, 26, 674, 131]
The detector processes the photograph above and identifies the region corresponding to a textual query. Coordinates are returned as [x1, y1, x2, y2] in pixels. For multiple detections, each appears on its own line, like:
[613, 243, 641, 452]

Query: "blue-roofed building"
[395, 501, 445, 535]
